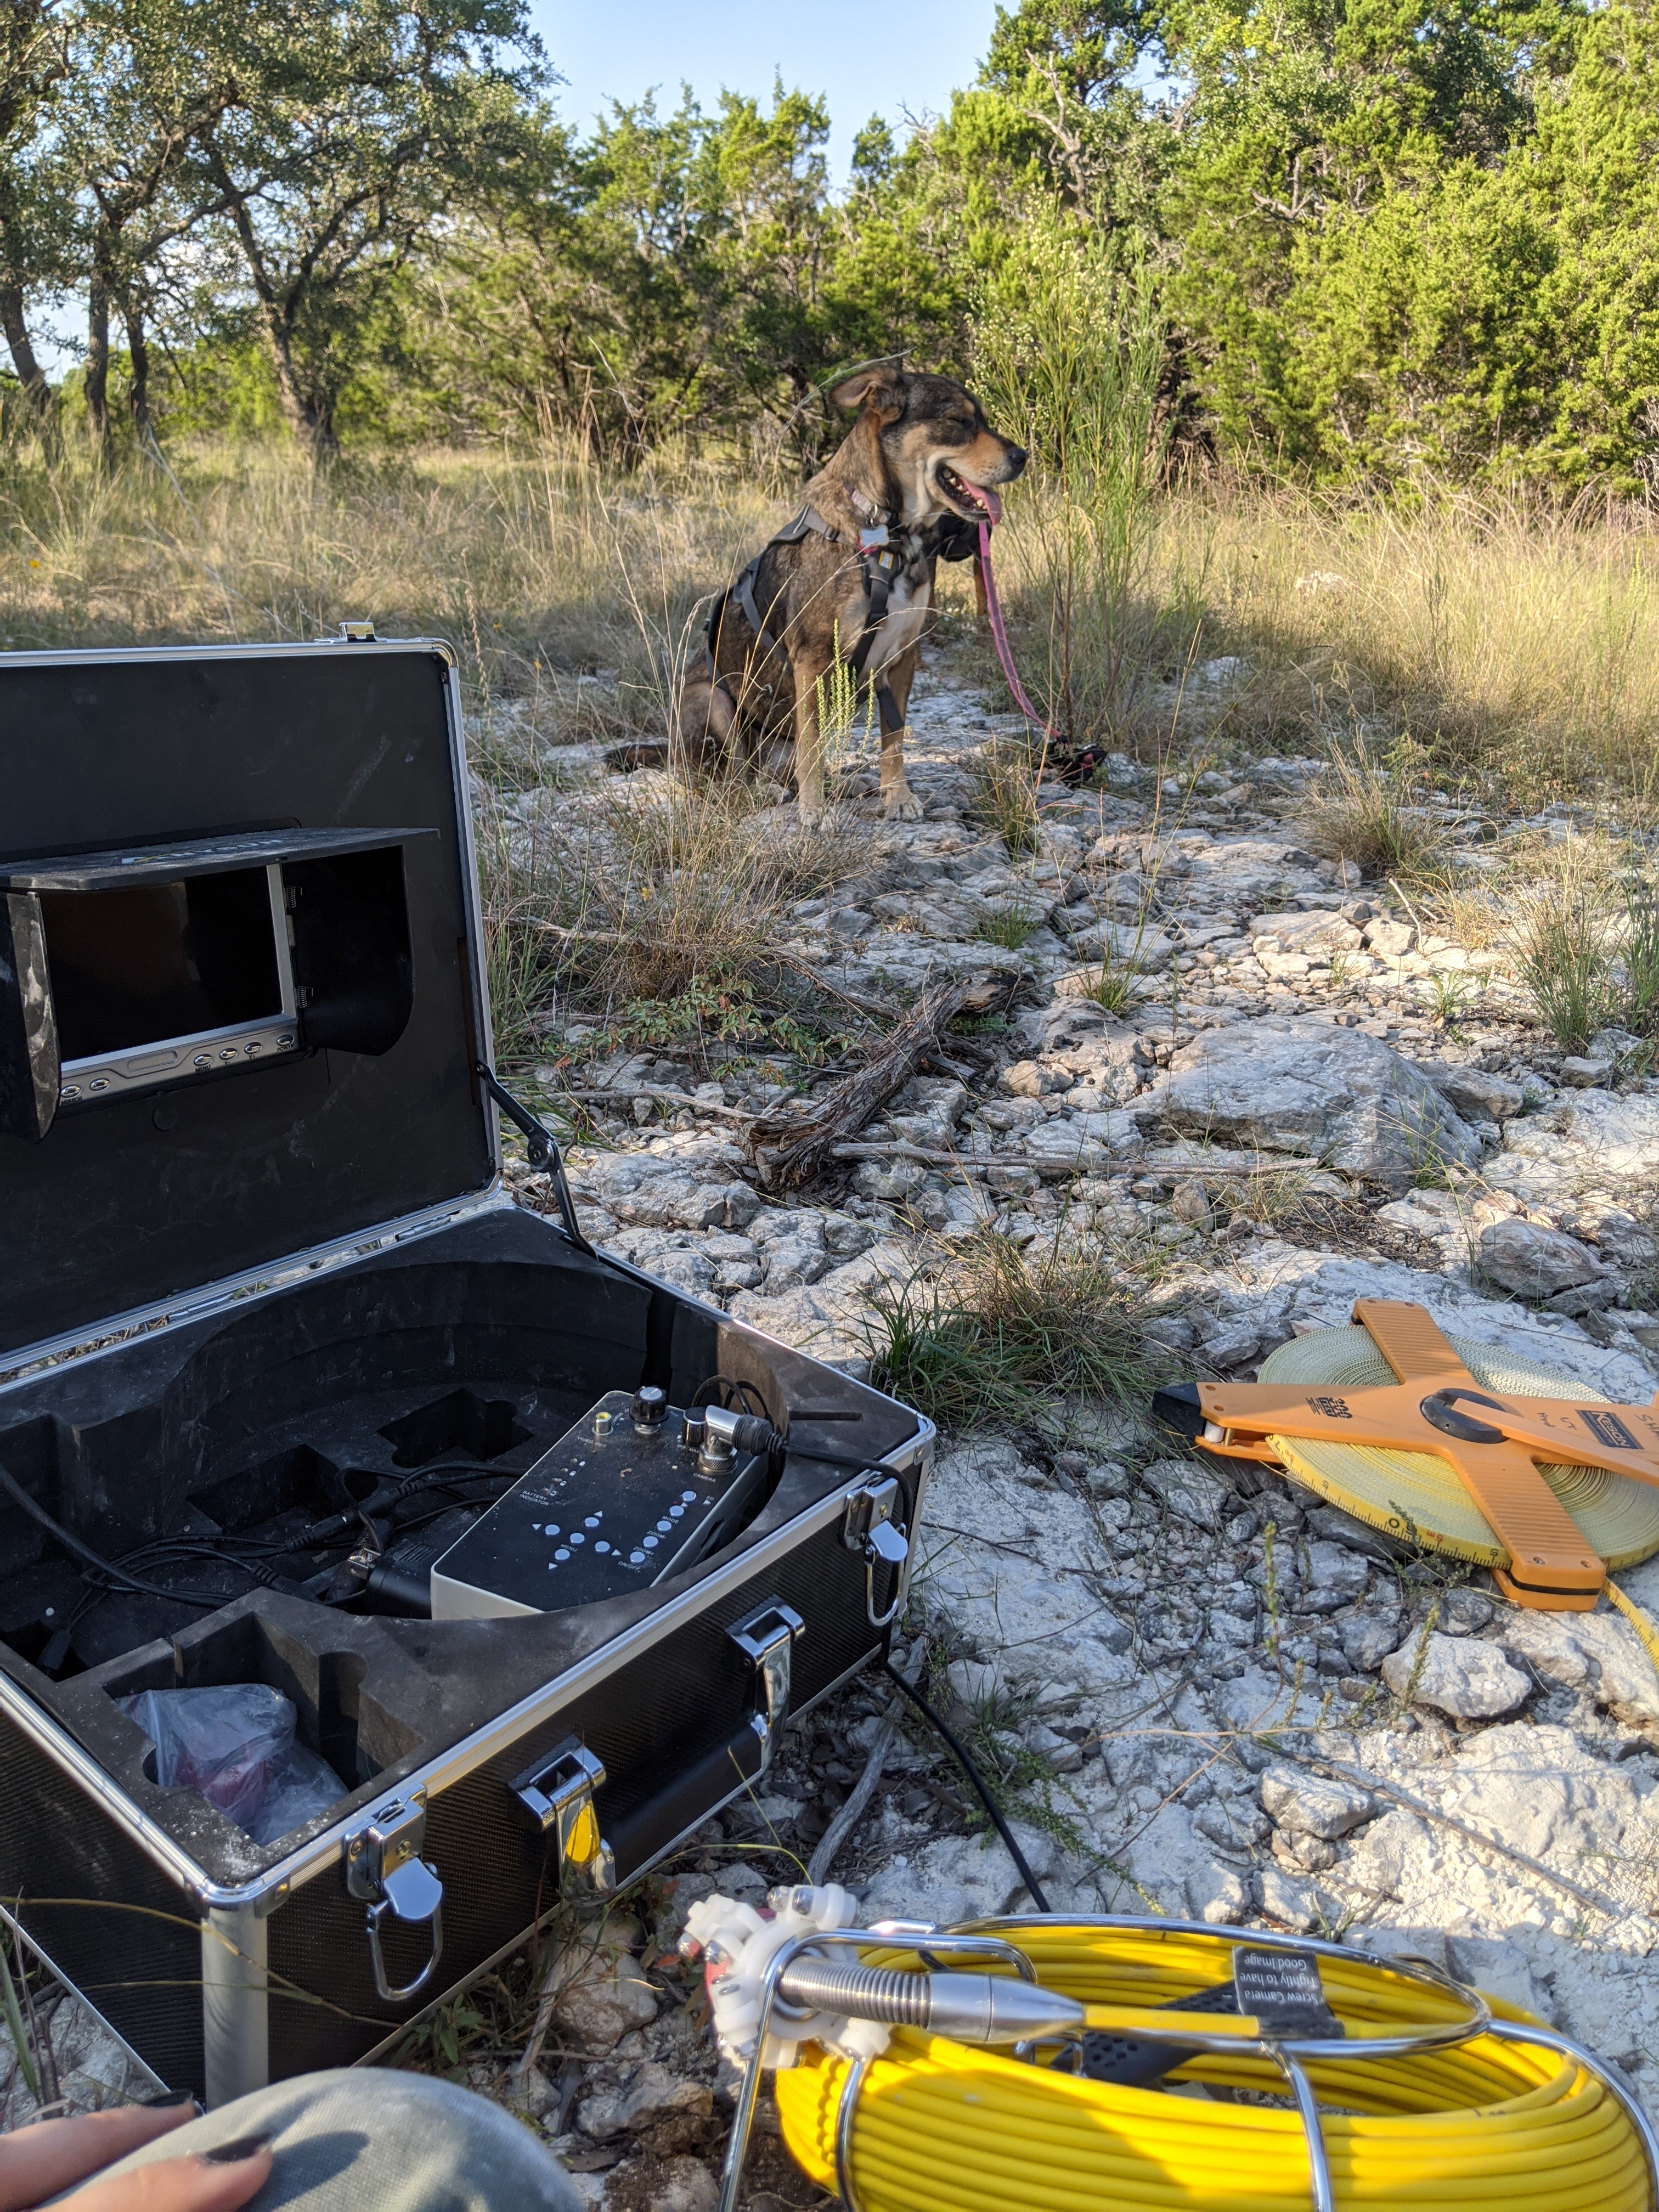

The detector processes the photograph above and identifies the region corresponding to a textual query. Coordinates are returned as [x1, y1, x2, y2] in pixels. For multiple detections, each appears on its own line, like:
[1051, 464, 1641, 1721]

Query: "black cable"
[0, 1461, 225, 1610]
[882, 1657, 1053, 1914]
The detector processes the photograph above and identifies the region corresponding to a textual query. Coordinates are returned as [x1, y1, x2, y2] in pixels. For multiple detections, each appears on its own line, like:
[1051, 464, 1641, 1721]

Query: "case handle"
[342, 1794, 445, 2005]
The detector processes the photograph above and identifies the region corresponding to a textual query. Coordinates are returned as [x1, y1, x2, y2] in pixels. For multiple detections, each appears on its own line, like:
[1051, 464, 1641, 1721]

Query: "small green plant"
[971, 738, 1043, 855]
[975, 899, 1040, 950]
[815, 630, 873, 779]
[0, 1927, 40, 2103]
[1621, 870, 1659, 1037]
[1073, 945, 1146, 1014]
[1422, 969, 1475, 1026]
[864, 1226, 1154, 1435]
[1509, 871, 1616, 1050]
[956, 1680, 1087, 1854]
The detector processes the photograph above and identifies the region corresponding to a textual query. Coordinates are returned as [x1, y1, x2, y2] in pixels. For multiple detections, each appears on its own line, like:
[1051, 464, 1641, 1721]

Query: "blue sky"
[529, 0, 1000, 178]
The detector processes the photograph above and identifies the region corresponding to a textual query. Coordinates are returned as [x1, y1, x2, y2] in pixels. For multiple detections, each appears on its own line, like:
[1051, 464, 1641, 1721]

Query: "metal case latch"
[515, 1737, 616, 1895]
[342, 1794, 444, 2005]
[729, 1599, 805, 1769]
[842, 1476, 911, 1628]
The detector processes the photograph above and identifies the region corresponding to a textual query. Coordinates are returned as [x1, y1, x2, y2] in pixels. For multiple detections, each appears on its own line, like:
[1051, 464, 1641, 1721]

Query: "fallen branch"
[808, 1712, 900, 1886]
[746, 970, 1009, 1190]
[829, 1141, 994, 1173]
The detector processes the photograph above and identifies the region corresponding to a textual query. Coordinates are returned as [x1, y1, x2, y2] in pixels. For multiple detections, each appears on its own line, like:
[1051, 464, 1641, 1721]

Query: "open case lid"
[0, 637, 498, 1361]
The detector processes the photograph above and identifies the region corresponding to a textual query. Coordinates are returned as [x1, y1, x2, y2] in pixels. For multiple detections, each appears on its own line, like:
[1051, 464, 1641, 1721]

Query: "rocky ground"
[12, 656, 1659, 2201]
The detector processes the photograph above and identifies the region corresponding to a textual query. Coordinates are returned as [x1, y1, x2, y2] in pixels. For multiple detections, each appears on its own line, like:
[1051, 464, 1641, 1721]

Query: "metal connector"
[337, 620, 378, 641]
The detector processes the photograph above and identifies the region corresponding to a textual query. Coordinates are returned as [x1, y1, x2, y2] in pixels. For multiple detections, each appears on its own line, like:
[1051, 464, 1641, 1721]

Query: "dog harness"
[713, 503, 974, 737]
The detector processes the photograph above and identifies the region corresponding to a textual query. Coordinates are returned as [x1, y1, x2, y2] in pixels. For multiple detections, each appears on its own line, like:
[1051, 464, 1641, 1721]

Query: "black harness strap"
[713, 499, 953, 739]
[844, 541, 907, 736]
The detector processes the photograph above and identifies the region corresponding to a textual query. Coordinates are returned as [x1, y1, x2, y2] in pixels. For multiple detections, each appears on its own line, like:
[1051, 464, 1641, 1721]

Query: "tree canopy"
[6, 0, 1657, 487]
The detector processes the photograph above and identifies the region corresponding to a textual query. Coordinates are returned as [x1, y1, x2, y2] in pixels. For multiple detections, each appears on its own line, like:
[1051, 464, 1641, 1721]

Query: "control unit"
[428, 1390, 771, 1619]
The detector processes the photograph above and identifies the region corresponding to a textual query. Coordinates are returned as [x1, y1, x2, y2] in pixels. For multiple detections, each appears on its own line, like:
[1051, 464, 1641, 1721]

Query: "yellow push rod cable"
[713, 1917, 1658, 2212]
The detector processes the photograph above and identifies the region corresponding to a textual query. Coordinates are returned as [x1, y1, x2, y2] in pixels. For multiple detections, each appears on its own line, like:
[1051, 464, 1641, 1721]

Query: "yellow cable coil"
[772, 1923, 1649, 2211]
[1255, 1325, 1659, 1570]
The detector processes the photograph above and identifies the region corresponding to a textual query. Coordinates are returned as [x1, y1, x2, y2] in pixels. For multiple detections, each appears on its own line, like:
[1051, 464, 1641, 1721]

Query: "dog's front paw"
[882, 786, 923, 821]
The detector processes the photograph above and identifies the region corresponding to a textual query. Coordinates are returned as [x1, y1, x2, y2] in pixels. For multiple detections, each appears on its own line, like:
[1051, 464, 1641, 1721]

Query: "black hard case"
[0, 638, 928, 2103]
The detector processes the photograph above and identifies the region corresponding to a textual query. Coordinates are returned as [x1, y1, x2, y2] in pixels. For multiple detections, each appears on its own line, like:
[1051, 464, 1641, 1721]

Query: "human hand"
[0, 2104, 270, 2212]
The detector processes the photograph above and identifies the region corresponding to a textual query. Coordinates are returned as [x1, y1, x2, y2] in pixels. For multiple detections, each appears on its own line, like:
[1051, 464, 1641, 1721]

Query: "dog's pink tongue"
[977, 483, 1003, 524]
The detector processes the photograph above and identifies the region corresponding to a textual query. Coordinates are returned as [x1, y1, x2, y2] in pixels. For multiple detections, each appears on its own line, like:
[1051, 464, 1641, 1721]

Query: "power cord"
[0, 1462, 223, 1610]
[881, 1656, 1052, 1913]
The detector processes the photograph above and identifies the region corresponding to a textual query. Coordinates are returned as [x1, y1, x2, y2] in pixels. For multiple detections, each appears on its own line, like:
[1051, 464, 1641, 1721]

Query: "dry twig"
[746, 972, 1008, 1189]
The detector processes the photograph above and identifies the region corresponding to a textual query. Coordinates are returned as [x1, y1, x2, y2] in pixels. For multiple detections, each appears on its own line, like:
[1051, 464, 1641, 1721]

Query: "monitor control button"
[88, 1079, 110, 1092]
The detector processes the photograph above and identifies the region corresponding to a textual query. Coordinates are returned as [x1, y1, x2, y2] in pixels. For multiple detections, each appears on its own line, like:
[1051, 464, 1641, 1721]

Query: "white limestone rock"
[1477, 1217, 1607, 1299]
[1130, 1017, 1482, 1185]
[857, 1823, 1058, 1926]
[575, 2061, 713, 2152]
[552, 1945, 662, 2053]
[1260, 1764, 1380, 1839]
[1380, 1630, 1532, 1719]
[1139, 1457, 1234, 1527]
[1501, 1607, 1659, 1724]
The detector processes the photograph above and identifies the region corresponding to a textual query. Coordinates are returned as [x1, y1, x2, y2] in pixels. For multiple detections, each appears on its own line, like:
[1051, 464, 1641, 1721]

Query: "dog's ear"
[829, 362, 907, 422]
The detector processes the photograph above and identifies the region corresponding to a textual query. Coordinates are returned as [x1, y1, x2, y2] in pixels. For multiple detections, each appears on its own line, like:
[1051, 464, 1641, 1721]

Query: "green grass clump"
[1509, 872, 1616, 1051]
[975, 900, 1041, 949]
[1298, 743, 1446, 888]
[865, 1228, 1152, 1435]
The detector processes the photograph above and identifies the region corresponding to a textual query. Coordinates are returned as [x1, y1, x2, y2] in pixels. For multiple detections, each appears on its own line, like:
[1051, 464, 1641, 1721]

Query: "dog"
[671, 360, 1027, 820]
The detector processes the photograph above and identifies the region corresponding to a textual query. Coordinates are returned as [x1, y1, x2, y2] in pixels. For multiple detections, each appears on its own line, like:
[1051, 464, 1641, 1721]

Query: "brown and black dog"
[672, 362, 1026, 819]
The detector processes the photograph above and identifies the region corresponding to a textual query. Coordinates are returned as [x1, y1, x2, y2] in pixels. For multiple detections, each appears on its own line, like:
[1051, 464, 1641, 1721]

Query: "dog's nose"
[1005, 445, 1029, 476]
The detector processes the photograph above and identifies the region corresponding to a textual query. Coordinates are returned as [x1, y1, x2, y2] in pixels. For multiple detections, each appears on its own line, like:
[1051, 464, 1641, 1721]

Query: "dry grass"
[483, 776, 873, 1066]
[969, 737, 1044, 854]
[0, 437, 775, 745]
[1155, 481, 1659, 796]
[1295, 743, 1449, 886]
[984, 472, 1659, 797]
[15, 439, 1659, 806]
[18, 439, 1659, 1063]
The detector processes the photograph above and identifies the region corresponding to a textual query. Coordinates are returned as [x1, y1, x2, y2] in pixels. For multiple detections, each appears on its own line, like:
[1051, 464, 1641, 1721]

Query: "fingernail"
[200, 2132, 273, 2164]
[138, 2090, 202, 2112]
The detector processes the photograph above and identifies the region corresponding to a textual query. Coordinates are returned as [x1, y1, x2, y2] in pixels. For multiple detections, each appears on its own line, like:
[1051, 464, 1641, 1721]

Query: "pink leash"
[977, 517, 1063, 744]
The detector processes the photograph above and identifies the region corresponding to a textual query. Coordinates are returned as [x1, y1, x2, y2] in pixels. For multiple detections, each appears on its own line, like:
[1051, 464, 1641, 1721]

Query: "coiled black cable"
[0, 1460, 223, 1609]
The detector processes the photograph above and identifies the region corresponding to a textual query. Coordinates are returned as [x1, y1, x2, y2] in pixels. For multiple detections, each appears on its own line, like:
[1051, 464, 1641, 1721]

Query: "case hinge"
[337, 620, 378, 641]
[515, 1736, 616, 1894]
[842, 1476, 911, 1629]
[342, 1792, 444, 2005]
[728, 1598, 805, 1768]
